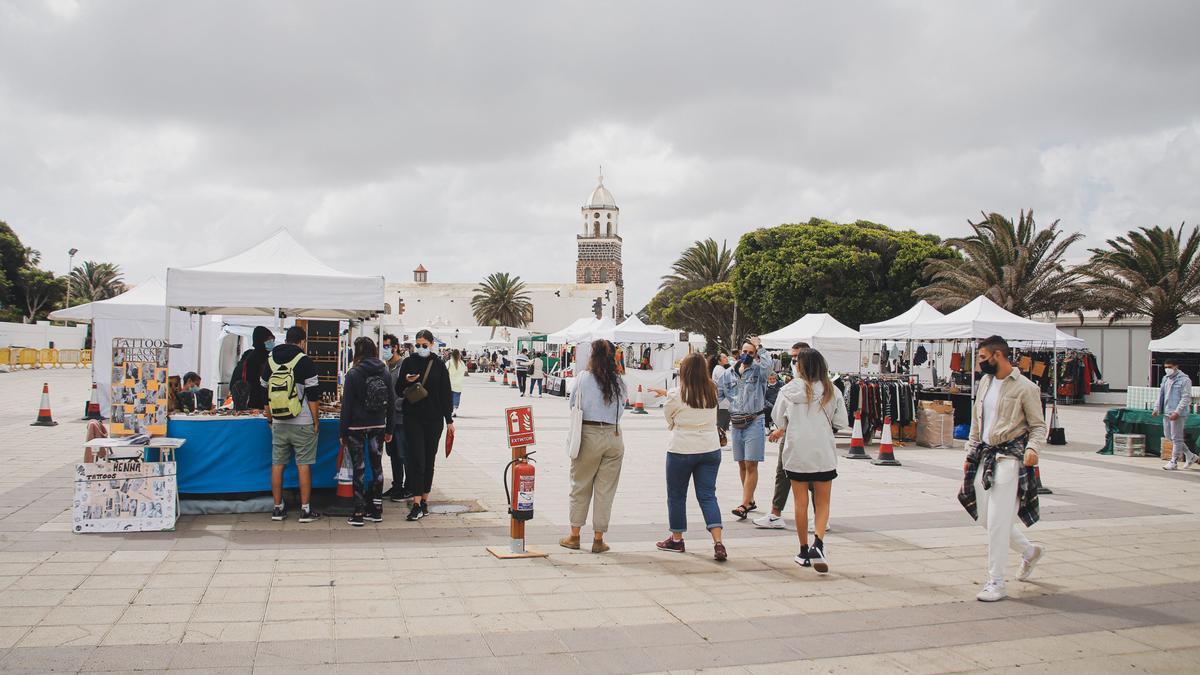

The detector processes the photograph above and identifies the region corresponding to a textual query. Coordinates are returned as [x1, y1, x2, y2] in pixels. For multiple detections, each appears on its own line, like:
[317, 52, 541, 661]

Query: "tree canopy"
[470, 272, 533, 338]
[733, 219, 955, 331]
[645, 238, 745, 352]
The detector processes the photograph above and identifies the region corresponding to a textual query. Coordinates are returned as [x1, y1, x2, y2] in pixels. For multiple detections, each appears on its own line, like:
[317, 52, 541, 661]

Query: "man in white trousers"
[1154, 356, 1196, 470]
[958, 335, 1046, 602]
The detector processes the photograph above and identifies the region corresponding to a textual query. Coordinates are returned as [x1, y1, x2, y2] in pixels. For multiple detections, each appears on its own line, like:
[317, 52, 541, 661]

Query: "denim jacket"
[718, 352, 773, 415]
[1156, 371, 1193, 417]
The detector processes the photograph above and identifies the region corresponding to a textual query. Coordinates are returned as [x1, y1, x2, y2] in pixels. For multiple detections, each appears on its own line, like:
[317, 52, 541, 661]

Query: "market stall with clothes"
[164, 229, 386, 499]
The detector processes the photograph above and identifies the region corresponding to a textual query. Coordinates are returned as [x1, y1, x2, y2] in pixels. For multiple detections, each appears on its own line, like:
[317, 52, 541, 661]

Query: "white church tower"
[576, 170, 624, 318]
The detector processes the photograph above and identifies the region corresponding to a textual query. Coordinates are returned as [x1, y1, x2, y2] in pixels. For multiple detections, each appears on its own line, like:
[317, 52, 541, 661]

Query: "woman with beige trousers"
[560, 340, 627, 553]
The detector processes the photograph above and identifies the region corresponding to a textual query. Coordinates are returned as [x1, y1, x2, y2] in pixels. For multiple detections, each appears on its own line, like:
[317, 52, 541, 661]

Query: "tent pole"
[197, 314, 203, 377]
[970, 342, 976, 399]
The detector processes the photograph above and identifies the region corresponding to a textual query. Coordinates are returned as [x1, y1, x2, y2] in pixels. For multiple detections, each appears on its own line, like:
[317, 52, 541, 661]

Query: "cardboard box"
[1162, 439, 1173, 459]
[1112, 433, 1145, 457]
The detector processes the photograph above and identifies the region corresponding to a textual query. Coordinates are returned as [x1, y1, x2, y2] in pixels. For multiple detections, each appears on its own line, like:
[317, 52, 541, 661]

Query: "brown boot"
[591, 539, 610, 554]
[558, 535, 580, 550]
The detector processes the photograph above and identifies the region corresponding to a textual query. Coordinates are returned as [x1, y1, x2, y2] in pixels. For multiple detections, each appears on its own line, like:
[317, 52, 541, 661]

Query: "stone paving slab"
[1, 369, 1200, 672]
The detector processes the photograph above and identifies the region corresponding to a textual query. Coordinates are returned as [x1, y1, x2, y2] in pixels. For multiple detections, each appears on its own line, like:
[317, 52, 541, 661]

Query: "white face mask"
[415, 346, 431, 358]
[1166, 367, 1178, 377]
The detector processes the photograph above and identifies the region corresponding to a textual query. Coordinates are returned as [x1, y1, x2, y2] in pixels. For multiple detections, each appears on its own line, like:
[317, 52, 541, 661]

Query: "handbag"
[565, 381, 585, 460]
[730, 413, 758, 430]
[403, 361, 434, 404]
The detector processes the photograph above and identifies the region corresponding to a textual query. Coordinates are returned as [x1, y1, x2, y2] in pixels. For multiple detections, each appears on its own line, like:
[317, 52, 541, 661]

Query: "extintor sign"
[506, 406, 535, 447]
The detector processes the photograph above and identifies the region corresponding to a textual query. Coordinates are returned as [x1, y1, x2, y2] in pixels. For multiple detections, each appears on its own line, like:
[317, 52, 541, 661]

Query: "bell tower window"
[584, 268, 593, 283]
[600, 269, 609, 283]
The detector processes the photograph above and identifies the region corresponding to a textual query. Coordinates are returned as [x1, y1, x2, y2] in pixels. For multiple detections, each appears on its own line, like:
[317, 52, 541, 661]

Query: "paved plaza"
[1, 367, 1199, 673]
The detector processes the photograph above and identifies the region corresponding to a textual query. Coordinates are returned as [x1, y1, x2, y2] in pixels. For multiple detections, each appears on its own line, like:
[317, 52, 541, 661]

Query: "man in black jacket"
[340, 337, 395, 526]
[396, 329, 455, 521]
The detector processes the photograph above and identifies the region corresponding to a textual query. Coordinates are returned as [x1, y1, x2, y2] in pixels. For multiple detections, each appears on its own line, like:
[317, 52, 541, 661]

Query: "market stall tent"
[1147, 324, 1200, 353]
[166, 229, 386, 319]
[859, 301, 945, 339]
[908, 296, 1057, 341]
[599, 315, 678, 343]
[49, 278, 200, 413]
[759, 313, 861, 371]
[547, 317, 596, 344]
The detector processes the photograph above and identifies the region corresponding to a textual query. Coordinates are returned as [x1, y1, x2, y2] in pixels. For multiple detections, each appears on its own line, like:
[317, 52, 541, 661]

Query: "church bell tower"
[576, 171, 624, 318]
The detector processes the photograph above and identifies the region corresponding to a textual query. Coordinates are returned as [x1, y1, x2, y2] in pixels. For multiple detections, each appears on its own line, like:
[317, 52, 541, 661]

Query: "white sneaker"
[1185, 455, 1198, 469]
[1164, 461, 1179, 471]
[754, 514, 786, 529]
[976, 580, 1007, 602]
[1017, 544, 1044, 581]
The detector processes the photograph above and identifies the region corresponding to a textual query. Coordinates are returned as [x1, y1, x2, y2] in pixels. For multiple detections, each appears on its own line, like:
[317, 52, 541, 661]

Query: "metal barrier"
[57, 349, 82, 368]
[81, 349, 92, 366]
[16, 348, 38, 369]
[37, 348, 59, 368]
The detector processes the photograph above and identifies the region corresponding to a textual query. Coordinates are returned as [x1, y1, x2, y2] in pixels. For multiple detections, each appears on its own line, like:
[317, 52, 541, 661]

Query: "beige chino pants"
[569, 425, 625, 533]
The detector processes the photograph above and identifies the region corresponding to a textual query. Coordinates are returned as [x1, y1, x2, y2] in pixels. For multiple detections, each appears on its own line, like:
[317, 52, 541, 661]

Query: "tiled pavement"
[1, 368, 1199, 673]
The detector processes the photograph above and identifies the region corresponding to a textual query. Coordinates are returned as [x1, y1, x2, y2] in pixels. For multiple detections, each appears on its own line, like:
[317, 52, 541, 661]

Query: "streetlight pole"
[64, 248, 78, 326]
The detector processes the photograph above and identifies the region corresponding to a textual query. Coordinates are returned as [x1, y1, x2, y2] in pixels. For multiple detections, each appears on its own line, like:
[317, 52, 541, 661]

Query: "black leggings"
[404, 416, 444, 497]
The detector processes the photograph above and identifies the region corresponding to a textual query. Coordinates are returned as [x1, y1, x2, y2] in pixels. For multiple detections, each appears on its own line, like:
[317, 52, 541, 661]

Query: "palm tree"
[1080, 224, 1200, 339]
[916, 210, 1083, 317]
[470, 272, 533, 338]
[659, 238, 734, 294]
[69, 261, 126, 303]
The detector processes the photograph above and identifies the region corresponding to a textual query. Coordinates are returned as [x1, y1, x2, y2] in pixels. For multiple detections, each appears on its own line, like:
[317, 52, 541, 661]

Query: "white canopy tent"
[859, 300, 945, 339]
[166, 229, 386, 320]
[1147, 324, 1200, 353]
[908, 296, 1057, 341]
[49, 278, 200, 413]
[760, 313, 861, 371]
[598, 315, 678, 343]
[547, 317, 596, 344]
[1013, 330, 1088, 350]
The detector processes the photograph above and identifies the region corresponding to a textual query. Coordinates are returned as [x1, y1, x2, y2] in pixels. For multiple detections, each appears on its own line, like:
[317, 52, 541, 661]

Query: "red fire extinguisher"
[504, 452, 537, 521]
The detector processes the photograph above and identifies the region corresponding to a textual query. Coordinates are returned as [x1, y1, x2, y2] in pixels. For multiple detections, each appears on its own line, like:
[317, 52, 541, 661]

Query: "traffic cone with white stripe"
[873, 416, 901, 466]
[632, 385, 649, 414]
[844, 411, 868, 459]
[31, 383, 57, 427]
[82, 382, 103, 420]
[502, 369, 509, 386]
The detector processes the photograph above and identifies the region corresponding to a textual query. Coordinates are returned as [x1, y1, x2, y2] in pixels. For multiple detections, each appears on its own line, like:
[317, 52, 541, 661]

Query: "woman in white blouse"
[650, 352, 727, 561]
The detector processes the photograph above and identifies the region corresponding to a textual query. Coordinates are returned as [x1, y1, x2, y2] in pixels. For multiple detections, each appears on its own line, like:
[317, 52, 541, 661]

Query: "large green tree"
[1080, 223, 1200, 339]
[18, 268, 66, 324]
[645, 238, 746, 352]
[69, 261, 127, 303]
[470, 272, 533, 338]
[916, 210, 1083, 317]
[734, 219, 955, 331]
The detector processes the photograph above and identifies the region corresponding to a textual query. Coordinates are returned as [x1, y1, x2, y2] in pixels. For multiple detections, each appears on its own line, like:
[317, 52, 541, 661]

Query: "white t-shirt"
[981, 378, 1002, 444]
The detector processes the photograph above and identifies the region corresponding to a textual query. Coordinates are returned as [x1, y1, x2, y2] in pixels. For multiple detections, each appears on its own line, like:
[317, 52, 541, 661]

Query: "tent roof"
[165, 229, 385, 319]
[601, 315, 678, 343]
[908, 296, 1057, 341]
[760, 313, 860, 350]
[49, 277, 170, 323]
[859, 301, 945, 339]
[1148, 324, 1200, 352]
[547, 317, 596, 343]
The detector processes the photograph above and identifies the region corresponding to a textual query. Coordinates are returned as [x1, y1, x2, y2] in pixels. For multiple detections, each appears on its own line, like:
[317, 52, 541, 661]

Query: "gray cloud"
[1, 0, 1197, 315]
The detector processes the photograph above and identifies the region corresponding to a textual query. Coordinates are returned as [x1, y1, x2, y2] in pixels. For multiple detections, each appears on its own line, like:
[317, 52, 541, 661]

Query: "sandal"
[731, 505, 750, 520]
[748, 502, 758, 512]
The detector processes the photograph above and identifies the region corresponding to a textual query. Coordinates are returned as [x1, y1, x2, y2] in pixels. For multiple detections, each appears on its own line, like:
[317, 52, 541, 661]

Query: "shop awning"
[859, 300, 945, 339]
[1148, 324, 1200, 352]
[165, 229, 385, 320]
[907, 296, 1058, 341]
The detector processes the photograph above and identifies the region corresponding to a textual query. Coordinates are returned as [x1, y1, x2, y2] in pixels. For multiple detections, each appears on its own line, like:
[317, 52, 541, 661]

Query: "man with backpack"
[262, 326, 322, 523]
[340, 337, 395, 526]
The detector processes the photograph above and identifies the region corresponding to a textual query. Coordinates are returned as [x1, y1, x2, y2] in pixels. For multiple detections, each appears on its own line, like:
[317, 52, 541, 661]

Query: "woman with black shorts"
[768, 348, 848, 573]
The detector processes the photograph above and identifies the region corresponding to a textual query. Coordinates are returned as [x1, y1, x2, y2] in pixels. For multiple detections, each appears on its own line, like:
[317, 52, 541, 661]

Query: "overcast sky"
[2, 0, 1198, 314]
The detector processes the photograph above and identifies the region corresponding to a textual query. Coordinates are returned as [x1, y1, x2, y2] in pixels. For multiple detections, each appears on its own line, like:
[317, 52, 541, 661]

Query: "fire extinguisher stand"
[488, 406, 548, 559]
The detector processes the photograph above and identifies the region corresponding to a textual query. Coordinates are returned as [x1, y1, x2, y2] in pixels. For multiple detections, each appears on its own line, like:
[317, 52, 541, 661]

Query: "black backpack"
[363, 373, 389, 413]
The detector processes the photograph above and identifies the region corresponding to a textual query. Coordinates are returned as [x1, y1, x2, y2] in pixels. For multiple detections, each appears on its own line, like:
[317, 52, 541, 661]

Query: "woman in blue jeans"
[650, 352, 727, 561]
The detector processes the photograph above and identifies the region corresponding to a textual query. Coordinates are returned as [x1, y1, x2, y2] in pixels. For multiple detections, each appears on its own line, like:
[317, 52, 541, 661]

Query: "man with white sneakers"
[1154, 357, 1196, 470]
[958, 335, 1046, 602]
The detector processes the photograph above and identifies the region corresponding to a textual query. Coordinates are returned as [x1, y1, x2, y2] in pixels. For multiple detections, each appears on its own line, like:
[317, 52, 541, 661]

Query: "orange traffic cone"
[632, 385, 649, 414]
[873, 416, 901, 466]
[1034, 465, 1052, 495]
[489, 371, 496, 383]
[31, 382, 57, 427]
[82, 382, 103, 420]
[511, 371, 519, 388]
[502, 370, 509, 386]
[844, 411, 868, 459]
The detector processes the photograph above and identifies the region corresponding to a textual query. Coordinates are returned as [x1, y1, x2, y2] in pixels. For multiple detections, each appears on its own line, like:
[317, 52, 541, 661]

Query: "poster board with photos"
[110, 338, 170, 437]
[72, 458, 178, 533]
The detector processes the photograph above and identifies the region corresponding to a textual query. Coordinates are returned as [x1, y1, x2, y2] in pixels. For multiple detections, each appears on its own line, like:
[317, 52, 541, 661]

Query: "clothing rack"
[840, 375, 921, 440]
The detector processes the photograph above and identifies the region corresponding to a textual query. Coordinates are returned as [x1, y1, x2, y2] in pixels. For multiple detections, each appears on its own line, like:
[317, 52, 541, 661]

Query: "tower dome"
[585, 175, 617, 209]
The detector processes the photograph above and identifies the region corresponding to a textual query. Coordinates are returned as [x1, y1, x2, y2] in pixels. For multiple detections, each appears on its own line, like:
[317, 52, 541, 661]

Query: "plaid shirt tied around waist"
[957, 434, 1039, 528]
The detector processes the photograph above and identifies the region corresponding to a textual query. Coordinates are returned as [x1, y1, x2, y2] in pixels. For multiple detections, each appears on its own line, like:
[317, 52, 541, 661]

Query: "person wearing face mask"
[1154, 357, 1196, 470]
[381, 334, 410, 500]
[230, 326, 275, 411]
[959, 335, 1047, 602]
[719, 336, 773, 520]
[396, 329, 455, 521]
[178, 372, 214, 412]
